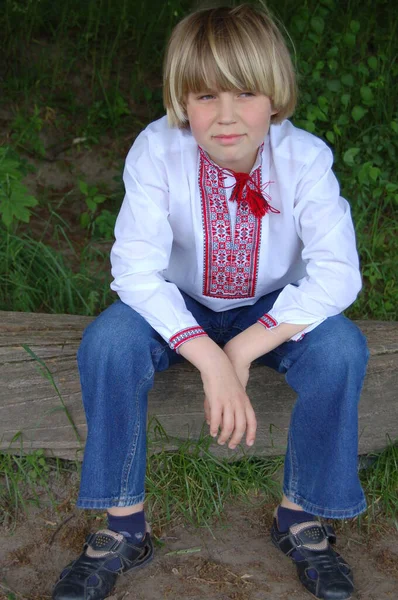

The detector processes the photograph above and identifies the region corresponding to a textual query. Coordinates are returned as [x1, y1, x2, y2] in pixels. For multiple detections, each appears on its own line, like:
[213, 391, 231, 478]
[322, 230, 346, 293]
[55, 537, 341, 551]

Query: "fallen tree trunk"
[0, 310, 397, 460]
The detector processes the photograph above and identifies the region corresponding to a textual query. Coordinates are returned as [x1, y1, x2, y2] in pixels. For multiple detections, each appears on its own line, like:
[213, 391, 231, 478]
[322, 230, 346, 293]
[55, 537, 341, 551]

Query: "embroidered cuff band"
[257, 313, 278, 330]
[169, 326, 208, 352]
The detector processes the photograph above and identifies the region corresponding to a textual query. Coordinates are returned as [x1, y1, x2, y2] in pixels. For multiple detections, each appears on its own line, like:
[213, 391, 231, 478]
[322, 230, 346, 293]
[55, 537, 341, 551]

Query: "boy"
[53, 5, 368, 599]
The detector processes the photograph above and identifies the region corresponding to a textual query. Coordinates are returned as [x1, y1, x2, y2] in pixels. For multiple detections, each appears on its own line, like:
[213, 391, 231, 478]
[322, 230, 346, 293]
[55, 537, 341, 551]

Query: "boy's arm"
[111, 129, 209, 351]
[223, 322, 307, 368]
[254, 144, 361, 343]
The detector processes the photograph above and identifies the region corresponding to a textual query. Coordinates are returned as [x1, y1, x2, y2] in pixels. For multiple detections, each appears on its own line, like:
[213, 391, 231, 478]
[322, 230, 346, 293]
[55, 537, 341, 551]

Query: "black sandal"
[52, 528, 154, 600]
[271, 517, 354, 600]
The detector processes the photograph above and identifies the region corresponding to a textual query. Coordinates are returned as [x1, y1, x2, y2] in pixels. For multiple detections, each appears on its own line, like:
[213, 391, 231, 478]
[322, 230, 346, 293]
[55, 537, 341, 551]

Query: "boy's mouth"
[213, 134, 245, 145]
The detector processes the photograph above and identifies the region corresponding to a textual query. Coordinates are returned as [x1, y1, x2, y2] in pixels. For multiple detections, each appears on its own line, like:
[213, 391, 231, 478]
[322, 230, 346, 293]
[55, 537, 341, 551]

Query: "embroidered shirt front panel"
[199, 153, 262, 299]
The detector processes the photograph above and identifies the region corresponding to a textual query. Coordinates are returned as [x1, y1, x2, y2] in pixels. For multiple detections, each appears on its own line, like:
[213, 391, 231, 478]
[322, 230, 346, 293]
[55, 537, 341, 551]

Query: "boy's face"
[186, 90, 277, 173]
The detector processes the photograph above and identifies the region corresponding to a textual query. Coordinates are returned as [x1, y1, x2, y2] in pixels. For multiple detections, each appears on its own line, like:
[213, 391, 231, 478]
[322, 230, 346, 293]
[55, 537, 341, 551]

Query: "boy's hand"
[177, 335, 256, 449]
[201, 359, 256, 450]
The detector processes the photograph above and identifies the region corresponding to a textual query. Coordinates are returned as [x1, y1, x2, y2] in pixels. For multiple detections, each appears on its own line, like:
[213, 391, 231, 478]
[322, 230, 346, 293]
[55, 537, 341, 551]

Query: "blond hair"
[163, 3, 296, 128]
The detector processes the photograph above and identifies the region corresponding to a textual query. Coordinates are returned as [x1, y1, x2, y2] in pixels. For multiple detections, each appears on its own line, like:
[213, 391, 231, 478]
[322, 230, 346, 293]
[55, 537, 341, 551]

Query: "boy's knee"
[315, 317, 369, 371]
[78, 302, 153, 362]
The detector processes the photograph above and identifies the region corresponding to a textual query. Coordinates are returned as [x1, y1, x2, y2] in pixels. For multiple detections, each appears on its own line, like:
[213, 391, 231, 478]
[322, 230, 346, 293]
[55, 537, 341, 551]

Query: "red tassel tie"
[223, 171, 280, 218]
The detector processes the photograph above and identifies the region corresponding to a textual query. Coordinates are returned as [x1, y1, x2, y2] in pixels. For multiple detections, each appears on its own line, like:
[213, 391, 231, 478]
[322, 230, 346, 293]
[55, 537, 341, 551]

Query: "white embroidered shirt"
[110, 116, 361, 351]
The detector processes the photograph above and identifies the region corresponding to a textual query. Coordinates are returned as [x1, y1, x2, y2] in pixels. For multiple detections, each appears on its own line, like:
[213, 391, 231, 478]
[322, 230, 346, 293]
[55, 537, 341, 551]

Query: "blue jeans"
[76, 288, 369, 519]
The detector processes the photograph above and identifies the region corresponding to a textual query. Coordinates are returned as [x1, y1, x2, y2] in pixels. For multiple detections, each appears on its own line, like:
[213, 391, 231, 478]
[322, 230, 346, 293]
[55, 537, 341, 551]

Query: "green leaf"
[351, 105, 367, 121]
[358, 63, 369, 77]
[0, 182, 38, 228]
[341, 93, 351, 108]
[292, 16, 307, 33]
[86, 197, 97, 212]
[390, 121, 398, 134]
[320, 0, 335, 8]
[369, 167, 380, 181]
[78, 180, 89, 195]
[318, 96, 329, 110]
[333, 124, 342, 136]
[93, 194, 106, 205]
[360, 86, 374, 105]
[343, 32, 356, 47]
[326, 46, 339, 57]
[326, 80, 341, 92]
[308, 32, 320, 44]
[358, 162, 372, 184]
[326, 131, 335, 143]
[350, 20, 360, 33]
[368, 56, 378, 71]
[341, 73, 354, 87]
[80, 212, 90, 228]
[337, 114, 349, 126]
[310, 16, 325, 34]
[302, 120, 316, 133]
[343, 148, 360, 166]
[328, 59, 338, 72]
[0, 154, 24, 181]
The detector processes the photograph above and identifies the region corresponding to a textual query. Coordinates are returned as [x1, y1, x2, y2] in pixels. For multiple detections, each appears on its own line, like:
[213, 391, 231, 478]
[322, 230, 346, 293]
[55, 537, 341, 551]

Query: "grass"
[0, 230, 113, 314]
[359, 436, 398, 527]
[1, 424, 397, 534]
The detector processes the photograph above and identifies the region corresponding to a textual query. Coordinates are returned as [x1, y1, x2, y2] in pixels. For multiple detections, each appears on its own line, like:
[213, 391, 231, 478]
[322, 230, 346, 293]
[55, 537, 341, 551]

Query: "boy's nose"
[217, 94, 237, 123]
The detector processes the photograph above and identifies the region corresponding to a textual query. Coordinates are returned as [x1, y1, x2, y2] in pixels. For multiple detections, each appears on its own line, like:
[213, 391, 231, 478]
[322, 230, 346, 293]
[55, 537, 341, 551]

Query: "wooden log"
[0, 310, 397, 460]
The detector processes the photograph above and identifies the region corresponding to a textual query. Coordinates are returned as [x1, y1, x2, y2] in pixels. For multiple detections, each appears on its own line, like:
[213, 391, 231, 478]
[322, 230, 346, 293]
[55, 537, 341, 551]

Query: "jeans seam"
[120, 367, 154, 498]
[287, 423, 299, 495]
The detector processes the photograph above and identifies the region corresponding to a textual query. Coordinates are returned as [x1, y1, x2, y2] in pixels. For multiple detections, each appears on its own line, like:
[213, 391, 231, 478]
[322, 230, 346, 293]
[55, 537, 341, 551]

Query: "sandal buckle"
[85, 532, 122, 554]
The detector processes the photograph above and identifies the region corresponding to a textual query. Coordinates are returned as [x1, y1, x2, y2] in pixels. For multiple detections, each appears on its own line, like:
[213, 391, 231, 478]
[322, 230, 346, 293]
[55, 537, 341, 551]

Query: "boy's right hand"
[202, 364, 257, 450]
[201, 361, 257, 449]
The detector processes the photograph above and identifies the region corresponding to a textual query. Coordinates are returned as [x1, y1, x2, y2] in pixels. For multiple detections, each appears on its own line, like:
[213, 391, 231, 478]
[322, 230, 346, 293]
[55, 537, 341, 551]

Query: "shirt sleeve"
[257, 145, 362, 341]
[110, 130, 208, 351]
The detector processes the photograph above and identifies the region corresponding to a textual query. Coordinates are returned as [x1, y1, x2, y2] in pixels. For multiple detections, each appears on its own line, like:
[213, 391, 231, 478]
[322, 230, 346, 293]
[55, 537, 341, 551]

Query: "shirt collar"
[199, 142, 264, 177]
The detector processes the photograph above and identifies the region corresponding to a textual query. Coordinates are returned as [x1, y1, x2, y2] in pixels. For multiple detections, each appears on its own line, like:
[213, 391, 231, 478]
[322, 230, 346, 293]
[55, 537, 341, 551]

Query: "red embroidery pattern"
[199, 152, 262, 299]
[169, 326, 207, 351]
[257, 314, 278, 329]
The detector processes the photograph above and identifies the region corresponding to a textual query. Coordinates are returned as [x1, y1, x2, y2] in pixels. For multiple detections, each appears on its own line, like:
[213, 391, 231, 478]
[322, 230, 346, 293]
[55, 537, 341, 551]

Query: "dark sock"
[107, 510, 146, 543]
[277, 505, 318, 580]
[277, 505, 316, 533]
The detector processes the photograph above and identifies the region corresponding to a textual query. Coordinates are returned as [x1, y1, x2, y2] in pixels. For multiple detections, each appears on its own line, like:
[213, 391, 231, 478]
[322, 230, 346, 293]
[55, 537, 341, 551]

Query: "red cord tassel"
[228, 172, 280, 218]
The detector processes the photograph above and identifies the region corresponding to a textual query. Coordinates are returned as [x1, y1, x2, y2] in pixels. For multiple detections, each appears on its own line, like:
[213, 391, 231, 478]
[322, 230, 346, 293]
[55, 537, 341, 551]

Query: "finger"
[217, 406, 235, 445]
[209, 402, 222, 438]
[204, 396, 211, 425]
[245, 404, 257, 447]
[228, 406, 247, 449]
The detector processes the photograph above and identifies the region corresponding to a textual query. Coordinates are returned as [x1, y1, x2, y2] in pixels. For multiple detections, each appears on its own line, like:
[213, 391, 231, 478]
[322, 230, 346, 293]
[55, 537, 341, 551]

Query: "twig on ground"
[49, 514, 75, 546]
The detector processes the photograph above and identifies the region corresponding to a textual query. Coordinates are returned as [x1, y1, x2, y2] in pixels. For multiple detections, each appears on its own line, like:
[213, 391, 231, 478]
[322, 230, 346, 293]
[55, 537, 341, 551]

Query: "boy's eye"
[198, 94, 215, 100]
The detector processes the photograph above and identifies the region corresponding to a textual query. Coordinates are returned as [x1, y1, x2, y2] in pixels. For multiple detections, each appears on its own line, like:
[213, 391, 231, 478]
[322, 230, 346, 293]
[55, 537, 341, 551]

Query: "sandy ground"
[1, 471, 397, 600]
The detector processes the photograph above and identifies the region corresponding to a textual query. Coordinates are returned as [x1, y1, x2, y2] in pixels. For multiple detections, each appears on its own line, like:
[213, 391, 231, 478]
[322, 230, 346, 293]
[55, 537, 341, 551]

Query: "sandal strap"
[85, 529, 149, 565]
[278, 521, 336, 556]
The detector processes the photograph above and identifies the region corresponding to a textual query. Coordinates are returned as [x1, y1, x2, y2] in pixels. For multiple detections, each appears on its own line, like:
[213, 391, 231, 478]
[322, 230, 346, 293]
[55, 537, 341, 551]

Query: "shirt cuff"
[257, 314, 326, 341]
[169, 326, 208, 352]
[288, 318, 326, 341]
